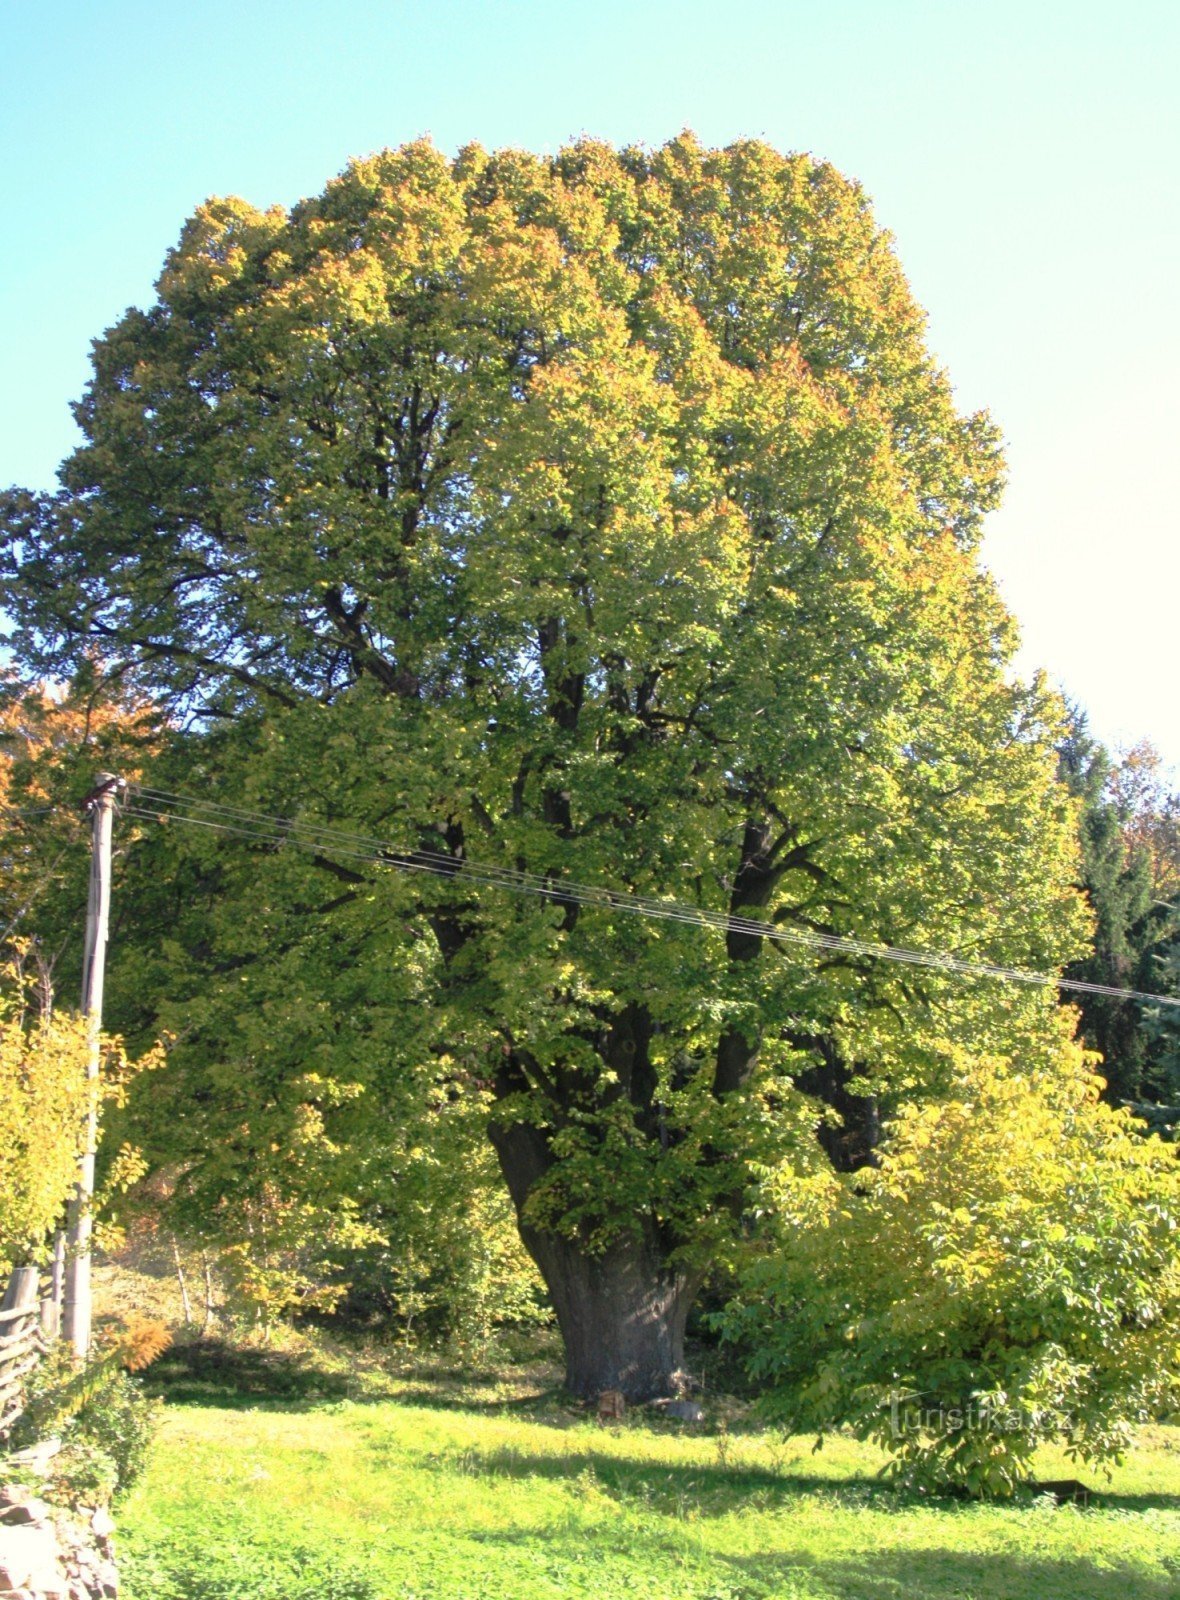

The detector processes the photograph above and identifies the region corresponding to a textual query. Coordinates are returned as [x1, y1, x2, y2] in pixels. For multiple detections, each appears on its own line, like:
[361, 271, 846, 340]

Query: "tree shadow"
[410, 1520, 1178, 1600]
[448, 1516, 1180, 1600]
[145, 1344, 1180, 1525]
[414, 1438, 900, 1514]
[412, 1438, 1180, 1521]
[144, 1337, 577, 1418]
[143, 1339, 356, 1409]
[1089, 1489, 1180, 1513]
[716, 1547, 1180, 1600]
[368, 1368, 575, 1419]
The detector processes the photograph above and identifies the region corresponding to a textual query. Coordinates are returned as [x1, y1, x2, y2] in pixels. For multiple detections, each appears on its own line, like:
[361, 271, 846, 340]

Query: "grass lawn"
[115, 1341, 1180, 1600]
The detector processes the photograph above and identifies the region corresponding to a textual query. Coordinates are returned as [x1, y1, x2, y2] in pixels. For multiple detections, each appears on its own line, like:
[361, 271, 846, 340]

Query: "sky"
[2, 0, 1177, 767]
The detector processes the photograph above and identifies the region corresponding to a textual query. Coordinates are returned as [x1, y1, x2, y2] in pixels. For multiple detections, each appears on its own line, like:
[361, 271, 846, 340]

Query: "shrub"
[14, 1331, 164, 1502]
[0, 946, 163, 1276]
[0, 960, 91, 1273]
[336, 1181, 550, 1354]
[50, 1438, 120, 1506]
[722, 1036, 1180, 1495]
[68, 1367, 160, 1495]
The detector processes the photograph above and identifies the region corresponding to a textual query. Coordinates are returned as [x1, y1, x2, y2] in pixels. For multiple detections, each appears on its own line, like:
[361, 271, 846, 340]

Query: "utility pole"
[62, 773, 119, 1359]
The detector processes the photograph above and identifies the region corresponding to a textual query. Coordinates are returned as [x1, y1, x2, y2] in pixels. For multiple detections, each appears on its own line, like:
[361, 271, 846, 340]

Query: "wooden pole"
[62, 773, 118, 1359]
[40, 1230, 65, 1338]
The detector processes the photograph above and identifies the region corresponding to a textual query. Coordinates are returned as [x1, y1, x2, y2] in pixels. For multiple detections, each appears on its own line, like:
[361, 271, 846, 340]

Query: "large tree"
[1, 136, 1089, 1397]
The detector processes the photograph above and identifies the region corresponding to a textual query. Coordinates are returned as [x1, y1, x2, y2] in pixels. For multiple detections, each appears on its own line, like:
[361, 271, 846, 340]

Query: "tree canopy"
[1, 134, 1095, 1396]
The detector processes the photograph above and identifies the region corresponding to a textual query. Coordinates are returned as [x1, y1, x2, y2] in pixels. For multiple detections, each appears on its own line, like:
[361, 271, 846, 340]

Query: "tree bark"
[523, 1226, 697, 1401]
[487, 1104, 698, 1400]
[793, 1035, 882, 1171]
[171, 1233, 193, 1325]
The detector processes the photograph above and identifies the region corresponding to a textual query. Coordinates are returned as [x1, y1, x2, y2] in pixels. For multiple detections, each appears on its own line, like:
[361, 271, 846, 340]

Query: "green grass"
[118, 1344, 1180, 1600]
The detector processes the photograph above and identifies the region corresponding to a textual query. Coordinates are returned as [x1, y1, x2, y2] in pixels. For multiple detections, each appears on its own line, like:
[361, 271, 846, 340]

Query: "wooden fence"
[0, 1258, 59, 1438]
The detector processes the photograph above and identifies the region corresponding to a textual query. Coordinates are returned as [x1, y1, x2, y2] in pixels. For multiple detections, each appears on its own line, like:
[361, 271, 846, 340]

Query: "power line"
[119, 783, 1180, 1010]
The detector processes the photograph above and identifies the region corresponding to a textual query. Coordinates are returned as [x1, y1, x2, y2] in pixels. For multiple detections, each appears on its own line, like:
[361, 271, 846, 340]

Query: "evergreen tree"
[1058, 709, 1177, 1103]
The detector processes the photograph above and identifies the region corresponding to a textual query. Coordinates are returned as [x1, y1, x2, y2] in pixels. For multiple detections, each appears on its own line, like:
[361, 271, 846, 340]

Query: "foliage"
[333, 1138, 550, 1351]
[50, 1437, 121, 1506]
[65, 1368, 160, 1497]
[1144, 944, 1180, 1115]
[0, 663, 164, 1268]
[721, 1026, 1180, 1495]
[0, 953, 92, 1270]
[14, 1327, 165, 1501]
[115, 1312, 174, 1372]
[1057, 711, 1180, 1104]
[1, 134, 1092, 1383]
[117, 1383, 1180, 1600]
[0, 948, 164, 1273]
[102, 798, 546, 1332]
[0, 664, 159, 967]
[1109, 742, 1180, 901]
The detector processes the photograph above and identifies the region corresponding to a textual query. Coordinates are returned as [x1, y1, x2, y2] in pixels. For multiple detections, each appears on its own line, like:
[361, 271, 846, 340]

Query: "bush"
[335, 1181, 550, 1354]
[68, 1367, 160, 1496]
[14, 1342, 162, 1502]
[721, 1036, 1180, 1495]
[0, 946, 162, 1277]
[0, 960, 91, 1273]
[50, 1438, 120, 1506]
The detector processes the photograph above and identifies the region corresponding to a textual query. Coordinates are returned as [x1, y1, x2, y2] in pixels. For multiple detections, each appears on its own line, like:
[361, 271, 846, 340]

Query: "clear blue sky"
[2, 0, 1177, 765]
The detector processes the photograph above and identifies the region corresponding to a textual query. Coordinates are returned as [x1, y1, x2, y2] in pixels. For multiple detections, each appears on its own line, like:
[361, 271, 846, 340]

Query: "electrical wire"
[118, 783, 1180, 1010]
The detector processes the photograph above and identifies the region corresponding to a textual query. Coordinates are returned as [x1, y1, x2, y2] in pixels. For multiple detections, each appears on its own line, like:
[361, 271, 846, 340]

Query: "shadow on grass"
[145, 1342, 1180, 1521]
[123, 1540, 1180, 1600]
[716, 1547, 1180, 1600]
[143, 1340, 356, 1410]
[411, 1439, 1180, 1520]
[144, 1337, 573, 1418]
[372, 1366, 572, 1417]
[420, 1442, 905, 1516]
[444, 1522, 1179, 1600]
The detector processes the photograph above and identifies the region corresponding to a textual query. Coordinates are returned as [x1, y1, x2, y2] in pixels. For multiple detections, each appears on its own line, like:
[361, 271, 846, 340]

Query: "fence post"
[0, 1268, 40, 1321]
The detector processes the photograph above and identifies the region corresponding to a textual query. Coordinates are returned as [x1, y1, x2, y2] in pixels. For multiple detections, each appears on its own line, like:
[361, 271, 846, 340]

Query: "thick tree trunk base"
[488, 1114, 701, 1402]
[525, 1228, 696, 1402]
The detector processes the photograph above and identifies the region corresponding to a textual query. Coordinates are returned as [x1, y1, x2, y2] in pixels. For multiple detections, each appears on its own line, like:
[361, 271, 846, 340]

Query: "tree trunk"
[793, 1035, 882, 1171]
[200, 1251, 217, 1331]
[171, 1234, 193, 1325]
[524, 1225, 696, 1401]
[488, 1110, 699, 1401]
